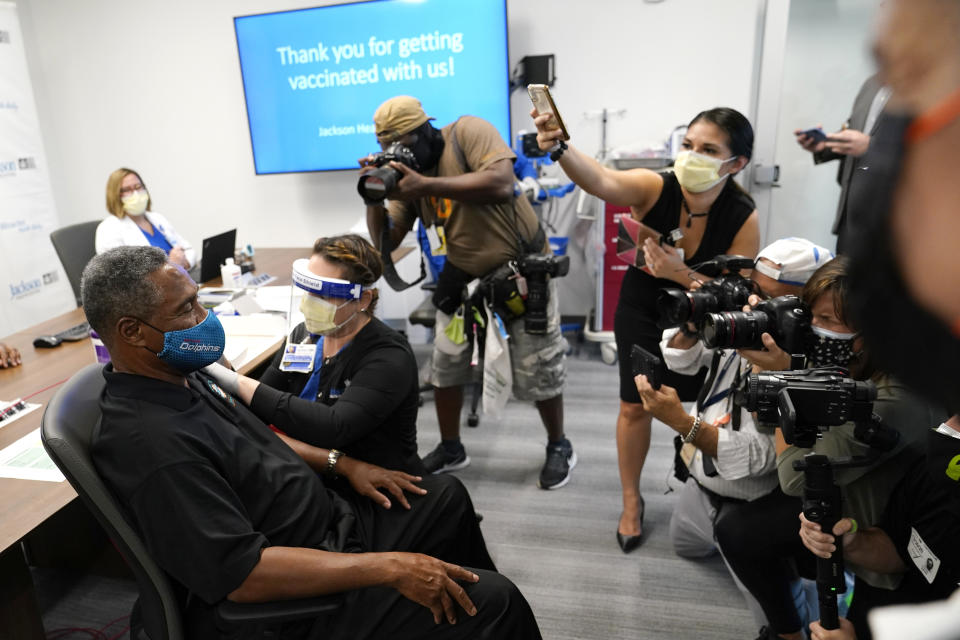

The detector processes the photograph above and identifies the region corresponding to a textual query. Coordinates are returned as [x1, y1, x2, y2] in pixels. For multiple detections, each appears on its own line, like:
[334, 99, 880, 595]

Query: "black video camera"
[656, 255, 757, 329]
[519, 253, 569, 334]
[701, 294, 811, 356]
[357, 142, 420, 203]
[736, 368, 900, 450]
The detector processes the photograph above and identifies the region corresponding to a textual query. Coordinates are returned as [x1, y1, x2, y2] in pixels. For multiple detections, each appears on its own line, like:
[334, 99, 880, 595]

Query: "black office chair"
[41, 364, 340, 639]
[50, 220, 100, 306]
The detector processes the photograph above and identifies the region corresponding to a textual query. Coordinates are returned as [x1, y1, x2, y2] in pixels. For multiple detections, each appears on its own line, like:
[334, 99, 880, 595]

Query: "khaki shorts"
[432, 280, 566, 402]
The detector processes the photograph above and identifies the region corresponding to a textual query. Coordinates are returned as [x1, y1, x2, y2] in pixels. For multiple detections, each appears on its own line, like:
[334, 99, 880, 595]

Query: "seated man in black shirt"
[81, 246, 541, 640]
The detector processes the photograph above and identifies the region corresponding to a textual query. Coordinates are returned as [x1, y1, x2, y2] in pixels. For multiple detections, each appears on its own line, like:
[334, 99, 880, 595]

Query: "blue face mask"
[142, 310, 226, 372]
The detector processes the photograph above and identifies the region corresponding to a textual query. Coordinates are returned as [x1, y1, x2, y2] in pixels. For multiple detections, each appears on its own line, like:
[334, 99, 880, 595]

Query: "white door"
[751, 0, 884, 251]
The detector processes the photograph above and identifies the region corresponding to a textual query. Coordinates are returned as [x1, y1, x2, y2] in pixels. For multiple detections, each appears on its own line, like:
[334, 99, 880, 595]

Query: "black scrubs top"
[92, 365, 360, 605]
[252, 317, 424, 474]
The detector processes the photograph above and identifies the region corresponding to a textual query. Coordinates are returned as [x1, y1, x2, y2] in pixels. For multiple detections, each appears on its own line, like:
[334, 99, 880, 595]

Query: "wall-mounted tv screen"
[234, 0, 510, 174]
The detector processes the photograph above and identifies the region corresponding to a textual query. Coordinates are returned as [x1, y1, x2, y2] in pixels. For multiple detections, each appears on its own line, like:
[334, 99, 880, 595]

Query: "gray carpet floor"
[416, 345, 756, 640]
[36, 345, 756, 639]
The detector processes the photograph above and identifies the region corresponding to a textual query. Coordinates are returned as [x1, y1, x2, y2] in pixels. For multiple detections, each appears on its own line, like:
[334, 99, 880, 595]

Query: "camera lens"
[656, 289, 718, 329]
[656, 289, 692, 328]
[701, 310, 771, 349]
[357, 166, 400, 202]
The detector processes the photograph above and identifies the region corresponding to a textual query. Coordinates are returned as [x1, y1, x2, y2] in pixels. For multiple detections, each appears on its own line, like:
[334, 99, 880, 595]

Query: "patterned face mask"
[141, 310, 225, 372]
[806, 325, 856, 368]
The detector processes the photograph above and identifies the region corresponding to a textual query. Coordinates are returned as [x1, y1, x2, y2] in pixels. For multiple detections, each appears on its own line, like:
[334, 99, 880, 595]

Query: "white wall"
[16, 0, 764, 253]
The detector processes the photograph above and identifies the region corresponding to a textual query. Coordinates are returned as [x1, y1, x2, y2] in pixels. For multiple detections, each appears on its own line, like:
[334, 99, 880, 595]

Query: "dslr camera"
[519, 253, 570, 335]
[357, 142, 420, 203]
[656, 255, 757, 329]
[701, 294, 811, 355]
[735, 368, 899, 450]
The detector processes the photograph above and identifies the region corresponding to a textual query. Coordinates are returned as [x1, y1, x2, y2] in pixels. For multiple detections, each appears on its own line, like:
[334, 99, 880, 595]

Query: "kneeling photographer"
[800, 416, 960, 640]
[633, 238, 832, 620]
[362, 96, 574, 490]
[711, 257, 945, 640]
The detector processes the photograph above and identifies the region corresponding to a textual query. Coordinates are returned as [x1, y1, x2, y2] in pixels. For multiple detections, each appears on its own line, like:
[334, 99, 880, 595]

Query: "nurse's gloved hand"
[202, 362, 239, 396]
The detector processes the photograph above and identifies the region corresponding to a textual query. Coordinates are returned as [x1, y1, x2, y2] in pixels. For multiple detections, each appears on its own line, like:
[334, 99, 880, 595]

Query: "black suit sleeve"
[249, 345, 413, 450]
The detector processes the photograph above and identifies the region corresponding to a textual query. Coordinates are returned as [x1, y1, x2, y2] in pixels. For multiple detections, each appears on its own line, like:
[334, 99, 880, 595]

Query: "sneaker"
[422, 442, 471, 474]
[538, 439, 577, 489]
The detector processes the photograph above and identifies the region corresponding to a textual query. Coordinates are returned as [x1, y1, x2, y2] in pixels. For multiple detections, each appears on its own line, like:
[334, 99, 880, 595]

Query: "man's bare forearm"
[228, 547, 398, 602]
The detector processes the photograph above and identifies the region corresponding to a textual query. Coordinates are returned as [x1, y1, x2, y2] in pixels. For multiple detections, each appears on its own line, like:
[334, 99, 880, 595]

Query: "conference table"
[0, 247, 309, 639]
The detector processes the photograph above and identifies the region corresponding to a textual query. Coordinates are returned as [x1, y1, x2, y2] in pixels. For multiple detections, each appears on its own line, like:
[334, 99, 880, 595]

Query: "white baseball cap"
[755, 237, 835, 285]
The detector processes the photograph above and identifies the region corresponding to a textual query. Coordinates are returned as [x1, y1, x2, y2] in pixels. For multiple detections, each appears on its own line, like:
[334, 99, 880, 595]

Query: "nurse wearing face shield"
[203, 234, 426, 475]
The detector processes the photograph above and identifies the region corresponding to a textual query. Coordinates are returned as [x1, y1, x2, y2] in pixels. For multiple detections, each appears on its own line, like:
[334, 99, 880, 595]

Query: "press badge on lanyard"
[279, 341, 317, 373]
[426, 224, 447, 256]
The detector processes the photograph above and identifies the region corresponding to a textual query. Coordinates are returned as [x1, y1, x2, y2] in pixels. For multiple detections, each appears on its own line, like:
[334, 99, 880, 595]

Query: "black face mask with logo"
[847, 112, 960, 413]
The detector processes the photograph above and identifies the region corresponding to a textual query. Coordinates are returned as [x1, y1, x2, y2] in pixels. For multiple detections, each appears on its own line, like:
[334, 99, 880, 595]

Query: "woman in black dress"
[533, 107, 759, 550]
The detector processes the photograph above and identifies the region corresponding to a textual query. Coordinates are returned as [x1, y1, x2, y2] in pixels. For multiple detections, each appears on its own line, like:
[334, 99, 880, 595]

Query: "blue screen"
[234, 0, 510, 174]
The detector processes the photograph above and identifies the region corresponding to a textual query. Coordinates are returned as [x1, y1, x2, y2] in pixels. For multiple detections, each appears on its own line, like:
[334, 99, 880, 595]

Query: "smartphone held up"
[528, 84, 570, 141]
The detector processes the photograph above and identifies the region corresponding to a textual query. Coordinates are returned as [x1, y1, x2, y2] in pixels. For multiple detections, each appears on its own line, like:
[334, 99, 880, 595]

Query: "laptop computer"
[198, 228, 237, 283]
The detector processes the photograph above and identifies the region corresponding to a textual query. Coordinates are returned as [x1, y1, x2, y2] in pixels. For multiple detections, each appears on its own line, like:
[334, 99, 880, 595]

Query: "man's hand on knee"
[385, 552, 479, 624]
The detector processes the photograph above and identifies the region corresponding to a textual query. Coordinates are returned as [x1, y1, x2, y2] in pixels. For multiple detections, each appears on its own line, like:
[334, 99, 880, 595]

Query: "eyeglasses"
[119, 184, 145, 196]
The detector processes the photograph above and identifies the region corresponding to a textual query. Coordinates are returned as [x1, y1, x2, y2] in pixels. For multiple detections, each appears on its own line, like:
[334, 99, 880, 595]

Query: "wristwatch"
[326, 449, 343, 477]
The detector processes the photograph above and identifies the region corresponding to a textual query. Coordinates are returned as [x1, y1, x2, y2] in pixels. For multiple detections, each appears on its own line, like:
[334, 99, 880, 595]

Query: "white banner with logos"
[0, 2, 73, 336]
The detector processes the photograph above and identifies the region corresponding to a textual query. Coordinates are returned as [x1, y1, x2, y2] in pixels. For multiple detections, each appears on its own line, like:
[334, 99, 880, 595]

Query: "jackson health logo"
[0, 159, 16, 178]
[10, 277, 42, 300]
[9, 271, 59, 300]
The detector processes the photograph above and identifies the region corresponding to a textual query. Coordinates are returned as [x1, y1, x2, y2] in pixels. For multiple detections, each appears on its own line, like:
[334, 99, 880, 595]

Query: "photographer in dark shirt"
[83, 246, 541, 640]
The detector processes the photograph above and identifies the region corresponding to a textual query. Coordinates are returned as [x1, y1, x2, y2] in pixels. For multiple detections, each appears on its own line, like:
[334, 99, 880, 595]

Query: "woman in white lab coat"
[95, 167, 195, 270]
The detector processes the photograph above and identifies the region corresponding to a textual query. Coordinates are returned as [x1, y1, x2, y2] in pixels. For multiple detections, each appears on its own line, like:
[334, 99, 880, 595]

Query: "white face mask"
[299, 294, 357, 336]
[673, 150, 736, 193]
[121, 190, 149, 216]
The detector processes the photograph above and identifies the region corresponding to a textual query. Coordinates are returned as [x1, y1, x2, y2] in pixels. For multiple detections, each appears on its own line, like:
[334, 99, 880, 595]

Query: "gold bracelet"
[326, 449, 343, 477]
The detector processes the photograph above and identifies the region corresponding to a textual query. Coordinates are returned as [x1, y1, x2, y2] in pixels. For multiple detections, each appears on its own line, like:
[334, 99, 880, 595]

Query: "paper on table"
[218, 313, 287, 337]
[0, 427, 65, 482]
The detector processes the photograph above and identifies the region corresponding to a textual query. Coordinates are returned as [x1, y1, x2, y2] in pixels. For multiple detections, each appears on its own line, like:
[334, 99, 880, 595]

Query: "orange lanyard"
[905, 87, 960, 144]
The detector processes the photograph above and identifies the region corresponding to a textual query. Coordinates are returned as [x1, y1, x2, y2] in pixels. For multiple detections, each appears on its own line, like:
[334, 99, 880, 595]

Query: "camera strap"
[697, 350, 740, 478]
[447, 118, 548, 261]
[379, 222, 427, 291]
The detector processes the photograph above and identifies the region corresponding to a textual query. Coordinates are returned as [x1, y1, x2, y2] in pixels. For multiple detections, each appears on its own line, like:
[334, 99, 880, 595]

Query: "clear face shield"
[279, 258, 364, 373]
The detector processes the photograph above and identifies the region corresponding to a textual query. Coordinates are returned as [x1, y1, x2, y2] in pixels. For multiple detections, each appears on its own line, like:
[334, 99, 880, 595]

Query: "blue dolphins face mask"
[141, 310, 226, 372]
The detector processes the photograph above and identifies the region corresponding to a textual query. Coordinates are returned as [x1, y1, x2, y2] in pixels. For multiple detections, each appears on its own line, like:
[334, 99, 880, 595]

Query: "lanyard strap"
[298, 336, 326, 401]
[699, 350, 736, 411]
